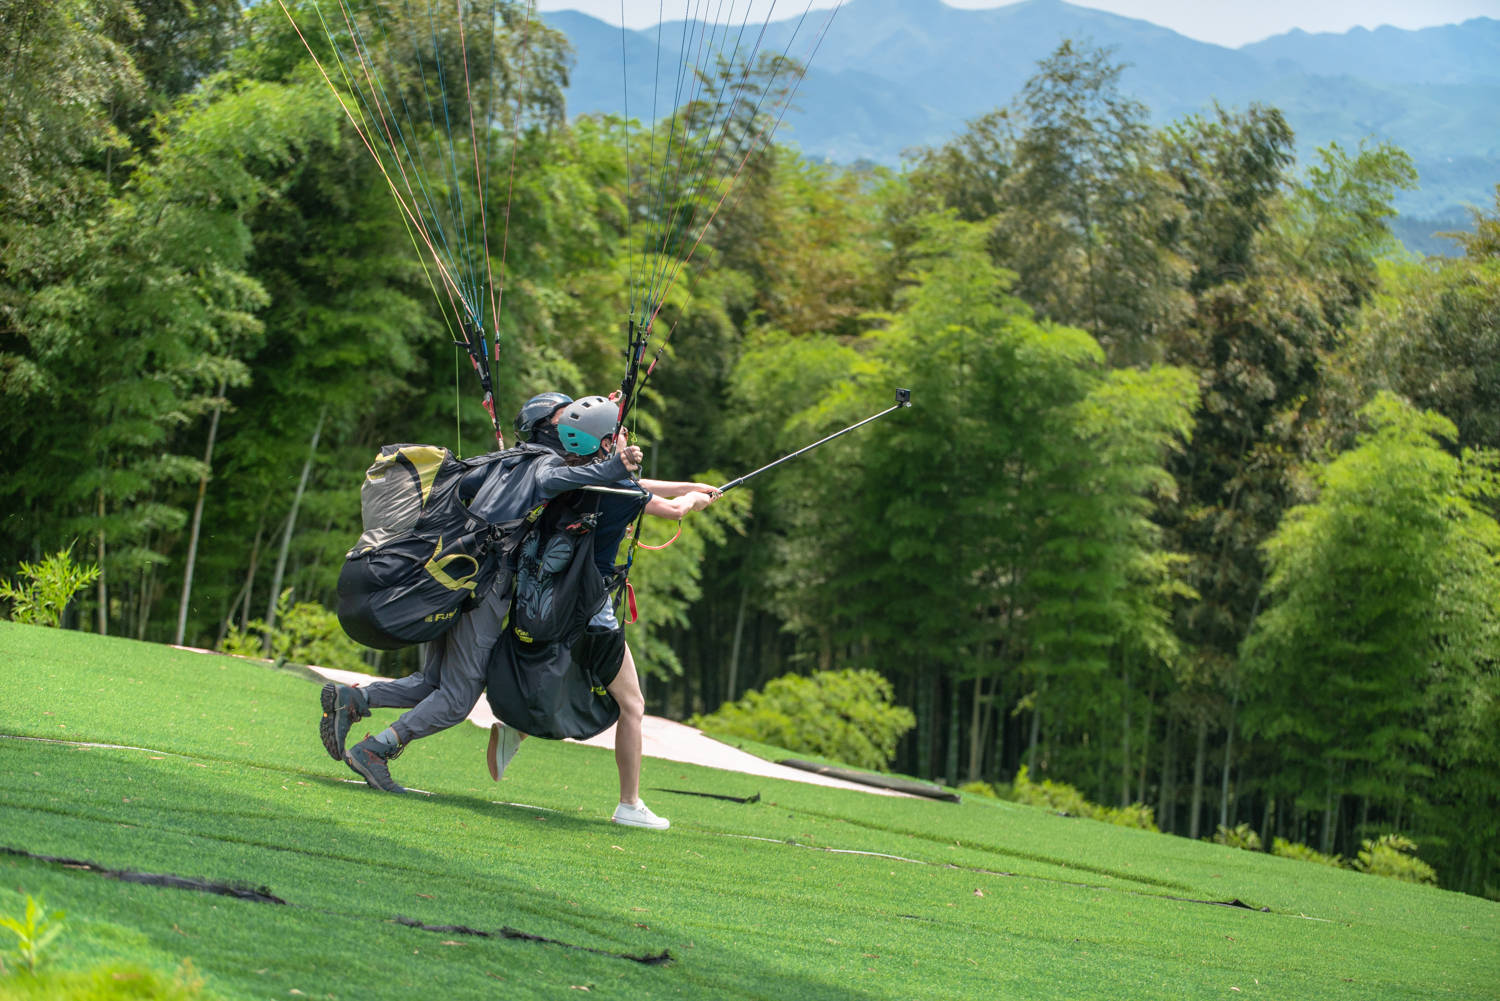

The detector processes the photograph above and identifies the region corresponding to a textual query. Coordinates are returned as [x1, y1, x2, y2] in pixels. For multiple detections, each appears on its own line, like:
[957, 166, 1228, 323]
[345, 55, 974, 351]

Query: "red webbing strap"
[625, 581, 638, 625]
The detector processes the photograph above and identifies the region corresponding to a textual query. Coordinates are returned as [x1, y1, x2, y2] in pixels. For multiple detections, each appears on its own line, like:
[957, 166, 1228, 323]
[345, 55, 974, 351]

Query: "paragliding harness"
[336, 443, 542, 650]
[484, 484, 646, 740]
[508, 500, 606, 647]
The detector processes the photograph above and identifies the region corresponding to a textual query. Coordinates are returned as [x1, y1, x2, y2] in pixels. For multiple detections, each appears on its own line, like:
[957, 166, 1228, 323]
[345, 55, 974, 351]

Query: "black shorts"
[579, 624, 626, 688]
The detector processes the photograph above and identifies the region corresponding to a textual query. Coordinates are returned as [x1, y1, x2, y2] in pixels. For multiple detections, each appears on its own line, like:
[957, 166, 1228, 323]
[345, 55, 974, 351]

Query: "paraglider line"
[278, 0, 474, 324]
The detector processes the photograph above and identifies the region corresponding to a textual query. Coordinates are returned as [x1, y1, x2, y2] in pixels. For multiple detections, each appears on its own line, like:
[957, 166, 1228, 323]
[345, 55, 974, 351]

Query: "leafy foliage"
[1012, 766, 1158, 831]
[1212, 823, 1262, 851]
[1353, 834, 1439, 885]
[220, 589, 366, 673]
[1354, 188, 1500, 454]
[957, 780, 1003, 800]
[1243, 394, 1500, 835]
[692, 669, 916, 771]
[1271, 837, 1345, 868]
[0, 549, 99, 627]
[0, 961, 218, 1000]
[0, 895, 65, 975]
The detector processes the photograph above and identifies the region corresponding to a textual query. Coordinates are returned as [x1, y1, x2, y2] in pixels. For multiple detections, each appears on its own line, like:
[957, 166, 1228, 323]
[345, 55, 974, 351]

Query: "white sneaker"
[487, 723, 522, 781]
[611, 800, 670, 830]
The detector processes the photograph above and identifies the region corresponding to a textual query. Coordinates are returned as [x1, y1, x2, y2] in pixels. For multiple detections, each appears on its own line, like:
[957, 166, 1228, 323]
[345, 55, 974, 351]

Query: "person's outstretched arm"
[645, 490, 714, 520]
[639, 477, 720, 500]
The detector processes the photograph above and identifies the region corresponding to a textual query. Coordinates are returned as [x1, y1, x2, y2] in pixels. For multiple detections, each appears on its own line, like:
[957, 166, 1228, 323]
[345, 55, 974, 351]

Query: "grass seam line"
[392, 915, 674, 966]
[0, 733, 191, 757]
[715, 832, 927, 864]
[3, 845, 677, 964]
[0, 845, 288, 904]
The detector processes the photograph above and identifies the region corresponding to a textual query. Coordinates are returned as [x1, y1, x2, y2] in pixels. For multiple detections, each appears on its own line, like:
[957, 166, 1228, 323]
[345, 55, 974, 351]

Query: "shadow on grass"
[0, 738, 903, 1001]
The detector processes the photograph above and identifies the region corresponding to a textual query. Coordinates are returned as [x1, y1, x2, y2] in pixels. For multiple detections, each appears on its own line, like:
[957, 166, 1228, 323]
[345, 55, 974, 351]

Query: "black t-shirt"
[584, 481, 650, 577]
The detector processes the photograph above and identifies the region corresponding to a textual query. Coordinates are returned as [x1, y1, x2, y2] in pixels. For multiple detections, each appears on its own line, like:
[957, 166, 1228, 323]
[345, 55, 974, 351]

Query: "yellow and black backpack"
[336, 443, 529, 649]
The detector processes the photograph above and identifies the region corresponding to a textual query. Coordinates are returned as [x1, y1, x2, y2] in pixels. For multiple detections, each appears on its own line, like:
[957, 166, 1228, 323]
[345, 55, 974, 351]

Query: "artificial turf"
[0, 622, 1495, 999]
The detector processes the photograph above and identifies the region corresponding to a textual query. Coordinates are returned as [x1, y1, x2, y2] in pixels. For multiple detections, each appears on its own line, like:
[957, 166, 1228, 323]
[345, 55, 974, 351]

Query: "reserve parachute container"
[337, 444, 512, 650]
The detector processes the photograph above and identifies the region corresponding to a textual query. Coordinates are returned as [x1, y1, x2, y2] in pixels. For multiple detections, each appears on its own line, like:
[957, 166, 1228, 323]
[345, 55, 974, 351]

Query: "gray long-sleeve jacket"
[464, 443, 633, 526]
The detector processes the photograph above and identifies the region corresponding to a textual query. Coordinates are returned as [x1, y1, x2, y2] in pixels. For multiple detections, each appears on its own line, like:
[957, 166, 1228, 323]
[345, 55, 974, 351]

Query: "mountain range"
[541, 0, 1500, 231]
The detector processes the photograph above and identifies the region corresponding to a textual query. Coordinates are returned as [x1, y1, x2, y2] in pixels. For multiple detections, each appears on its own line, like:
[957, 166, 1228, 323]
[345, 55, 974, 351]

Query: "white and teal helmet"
[556, 396, 618, 456]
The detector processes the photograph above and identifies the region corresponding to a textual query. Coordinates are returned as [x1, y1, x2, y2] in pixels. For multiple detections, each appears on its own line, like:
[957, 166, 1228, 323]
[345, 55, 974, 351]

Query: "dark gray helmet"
[514, 392, 573, 437]
[556, 396, 618, 456]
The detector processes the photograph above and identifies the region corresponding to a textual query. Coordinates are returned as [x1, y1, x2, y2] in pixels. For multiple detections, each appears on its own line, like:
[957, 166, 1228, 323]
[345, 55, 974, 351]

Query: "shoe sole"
[487, 723, 521, 782]
[611, 815, 670, 830]
[319, 684, 342, 762]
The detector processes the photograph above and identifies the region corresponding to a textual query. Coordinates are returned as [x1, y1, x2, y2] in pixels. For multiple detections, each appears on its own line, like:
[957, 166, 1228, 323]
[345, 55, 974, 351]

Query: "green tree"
[625, 482, 750, 683]
[1352, 187, 1500, 454]
[182, 1, 583, 654]
[2, 53, 342, 636]
[734, 216, 1194, 787]
[1242, 393, 1500, 863]
[1156, 131, 1414, 837]
[996, 40, 1188, 368]
[0, 0, 140, 539]
[1027, 364, 1197, 803]
[1157, 104, 1293, 297]
[906, 109, 1016, 225]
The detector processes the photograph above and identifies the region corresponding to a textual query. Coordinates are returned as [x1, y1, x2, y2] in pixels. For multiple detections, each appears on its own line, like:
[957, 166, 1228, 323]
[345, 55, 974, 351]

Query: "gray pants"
[362, 583, 509, 743]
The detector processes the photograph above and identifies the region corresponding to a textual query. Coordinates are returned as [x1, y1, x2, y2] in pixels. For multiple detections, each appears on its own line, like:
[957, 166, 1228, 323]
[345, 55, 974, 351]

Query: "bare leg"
[606, 642, 645, 805]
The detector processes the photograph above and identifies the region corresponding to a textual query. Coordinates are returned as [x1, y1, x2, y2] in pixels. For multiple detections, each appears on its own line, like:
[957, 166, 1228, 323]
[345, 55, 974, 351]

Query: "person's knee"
[606, 678, 642, 723]
[426, 693, 474, 730]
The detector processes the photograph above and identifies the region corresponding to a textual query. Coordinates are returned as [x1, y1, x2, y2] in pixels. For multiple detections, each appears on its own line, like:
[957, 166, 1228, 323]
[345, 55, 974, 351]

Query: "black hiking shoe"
[345, 734, 407, 794]
[320, 683, 369, 762]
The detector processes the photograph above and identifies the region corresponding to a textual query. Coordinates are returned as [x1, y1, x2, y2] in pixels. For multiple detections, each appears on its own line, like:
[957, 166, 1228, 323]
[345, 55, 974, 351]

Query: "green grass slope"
[0, 622, 1495, 1000]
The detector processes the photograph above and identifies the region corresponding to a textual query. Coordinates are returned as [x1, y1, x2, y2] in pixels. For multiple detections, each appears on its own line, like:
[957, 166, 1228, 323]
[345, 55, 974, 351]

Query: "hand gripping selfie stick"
[718, 388, 912, 494]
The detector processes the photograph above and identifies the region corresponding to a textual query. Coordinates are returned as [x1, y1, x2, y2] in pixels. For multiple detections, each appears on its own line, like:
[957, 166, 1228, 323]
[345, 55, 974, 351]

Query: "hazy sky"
[532, 0, 1500, 48]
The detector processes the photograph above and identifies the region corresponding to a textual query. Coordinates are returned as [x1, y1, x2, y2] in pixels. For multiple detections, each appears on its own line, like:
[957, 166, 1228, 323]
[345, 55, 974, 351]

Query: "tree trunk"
[967, 676, 986, 782]
[238, 518, 266, 633]
[1158, 715, 1177, 834]
[1136, 680, 1156, 804]
[992, 677, 1007, 782]
[725, 575, 750, 701]
[1120, 658, 1132, 807]
[1189, 716, 1208, 839]
[1026, 699, 1042, 774]
[96, 487, 108, 635]
[946, 677, 960, 786]
[266, 408, 326, 636]
[135, 561, 155, 641]
[175, 380, 227, 646]
[1219, 686, 1239, 829]
[916, 672, 934, 778]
